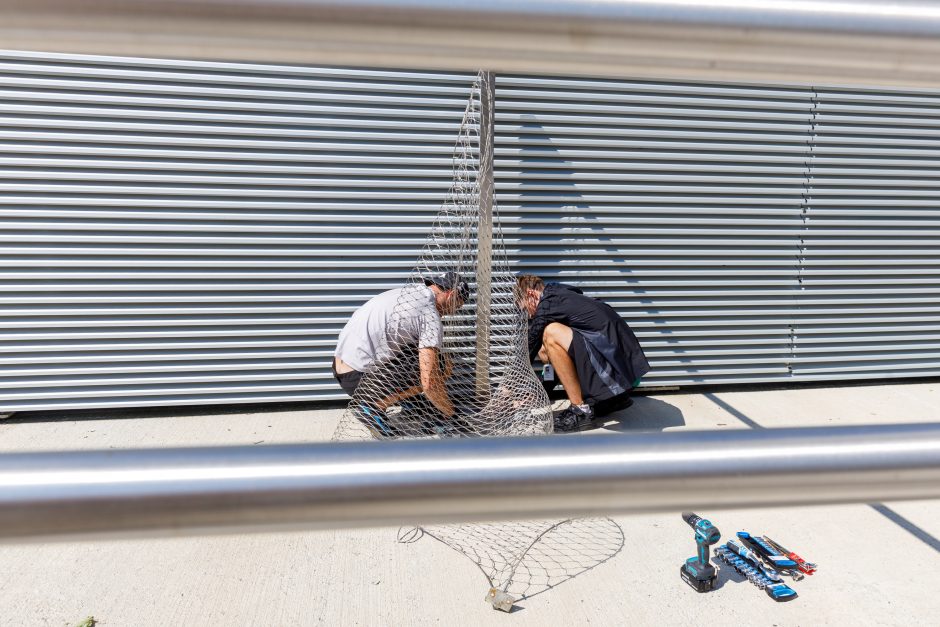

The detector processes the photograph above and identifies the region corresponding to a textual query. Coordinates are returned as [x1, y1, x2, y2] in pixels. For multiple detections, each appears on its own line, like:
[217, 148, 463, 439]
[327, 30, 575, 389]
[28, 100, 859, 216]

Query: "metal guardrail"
[1, 2, 939, 543]
[4, 1, 940, 88]
[1, 423, 938, 541]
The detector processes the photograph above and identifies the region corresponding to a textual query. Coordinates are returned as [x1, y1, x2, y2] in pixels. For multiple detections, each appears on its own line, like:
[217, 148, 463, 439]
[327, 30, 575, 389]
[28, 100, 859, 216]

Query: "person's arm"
[419, 346, 454, 418]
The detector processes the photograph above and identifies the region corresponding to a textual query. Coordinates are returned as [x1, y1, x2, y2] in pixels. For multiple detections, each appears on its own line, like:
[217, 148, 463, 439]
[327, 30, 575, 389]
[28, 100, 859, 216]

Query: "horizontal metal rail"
[1, 423, 938, 541]
[4, 1, 940, 88]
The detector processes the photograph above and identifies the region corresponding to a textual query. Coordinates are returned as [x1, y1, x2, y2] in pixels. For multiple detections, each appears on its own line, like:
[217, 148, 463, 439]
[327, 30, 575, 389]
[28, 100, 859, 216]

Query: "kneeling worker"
[333, 271, 470, 436]
[515, 274, 650, 432]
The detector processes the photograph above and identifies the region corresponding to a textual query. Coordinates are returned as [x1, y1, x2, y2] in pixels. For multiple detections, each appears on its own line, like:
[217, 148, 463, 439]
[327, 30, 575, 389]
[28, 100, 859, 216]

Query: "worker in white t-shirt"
[333, 271, 470, 435]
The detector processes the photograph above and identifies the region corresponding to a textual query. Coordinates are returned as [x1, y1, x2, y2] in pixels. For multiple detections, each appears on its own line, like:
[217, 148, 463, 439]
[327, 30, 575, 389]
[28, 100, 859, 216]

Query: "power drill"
[680, 511, 721, 593]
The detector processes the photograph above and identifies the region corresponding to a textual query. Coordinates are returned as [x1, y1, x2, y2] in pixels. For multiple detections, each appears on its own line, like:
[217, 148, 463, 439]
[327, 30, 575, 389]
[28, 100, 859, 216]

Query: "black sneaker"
[553, 403, 595, 433]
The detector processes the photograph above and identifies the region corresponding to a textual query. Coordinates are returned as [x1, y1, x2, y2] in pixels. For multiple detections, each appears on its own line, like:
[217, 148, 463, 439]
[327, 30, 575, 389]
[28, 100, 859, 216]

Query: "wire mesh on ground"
[331, 71, 622, 602]
[398, 519, 625, 600]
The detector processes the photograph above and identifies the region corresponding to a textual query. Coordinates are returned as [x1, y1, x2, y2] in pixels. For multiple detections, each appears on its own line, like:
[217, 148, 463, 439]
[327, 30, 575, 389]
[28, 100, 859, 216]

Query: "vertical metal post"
[475, 71, 495, 399]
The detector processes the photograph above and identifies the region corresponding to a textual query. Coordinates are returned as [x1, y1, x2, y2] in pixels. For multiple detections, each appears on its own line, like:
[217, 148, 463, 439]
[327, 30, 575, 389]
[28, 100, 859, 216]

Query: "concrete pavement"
[0, 382, 938, 626]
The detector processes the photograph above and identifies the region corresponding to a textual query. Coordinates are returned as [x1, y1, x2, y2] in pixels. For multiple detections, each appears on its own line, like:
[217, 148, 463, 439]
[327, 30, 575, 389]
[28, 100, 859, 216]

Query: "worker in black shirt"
[515, 274, 650, 432]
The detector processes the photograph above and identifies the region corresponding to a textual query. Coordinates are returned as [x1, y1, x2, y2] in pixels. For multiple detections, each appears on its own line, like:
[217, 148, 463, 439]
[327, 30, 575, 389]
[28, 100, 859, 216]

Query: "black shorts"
[567, 330, 624, 405]
[333, 348, 426, 399]
[332, 362, 364, 396]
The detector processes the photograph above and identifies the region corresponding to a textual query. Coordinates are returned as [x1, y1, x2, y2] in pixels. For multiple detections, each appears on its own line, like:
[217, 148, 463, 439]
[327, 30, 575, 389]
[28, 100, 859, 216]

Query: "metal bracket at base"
[486, 588, 516, 612]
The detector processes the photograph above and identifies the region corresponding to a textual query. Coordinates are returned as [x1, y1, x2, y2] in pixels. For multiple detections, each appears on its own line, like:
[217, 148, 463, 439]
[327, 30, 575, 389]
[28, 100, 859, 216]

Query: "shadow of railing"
[704, 393, 940, 554]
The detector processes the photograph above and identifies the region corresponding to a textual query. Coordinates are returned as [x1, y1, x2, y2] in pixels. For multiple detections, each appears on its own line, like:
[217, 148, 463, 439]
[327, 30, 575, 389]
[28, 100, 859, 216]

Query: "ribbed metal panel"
[2, 50, 939, 412]
[794, 87, 940, 381]
[0, 50, 474, 411]
[496, 75, 812, 386]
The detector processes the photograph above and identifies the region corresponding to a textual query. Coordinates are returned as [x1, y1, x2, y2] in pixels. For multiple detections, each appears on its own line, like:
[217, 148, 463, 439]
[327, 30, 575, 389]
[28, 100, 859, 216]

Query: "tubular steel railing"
[1, 1, 939, 541]
[4, 1, 940, 88]
[1, 423, 938, 541]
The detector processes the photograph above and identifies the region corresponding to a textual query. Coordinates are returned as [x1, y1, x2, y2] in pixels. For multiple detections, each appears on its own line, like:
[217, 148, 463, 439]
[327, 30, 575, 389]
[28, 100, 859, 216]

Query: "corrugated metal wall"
[495, 76, 812, 387]
[795, 88, 940, 382]
[1, 51, 938, 411]
[0, 51, 474, 411]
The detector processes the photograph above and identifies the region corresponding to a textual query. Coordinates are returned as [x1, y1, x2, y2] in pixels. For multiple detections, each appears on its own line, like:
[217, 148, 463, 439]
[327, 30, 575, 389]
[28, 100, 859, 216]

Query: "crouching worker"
[333, 272, 470, 437]
[515, 274, 650, 432]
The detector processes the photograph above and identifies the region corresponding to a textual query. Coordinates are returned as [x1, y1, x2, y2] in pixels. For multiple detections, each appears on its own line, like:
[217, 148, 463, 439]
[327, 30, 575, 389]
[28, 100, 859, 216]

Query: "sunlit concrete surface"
[0, 382, 937, 626]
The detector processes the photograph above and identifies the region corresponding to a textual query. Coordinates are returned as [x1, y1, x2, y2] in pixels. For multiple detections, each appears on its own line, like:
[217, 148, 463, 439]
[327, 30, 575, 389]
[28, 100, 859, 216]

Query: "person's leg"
[542, 322, 585, 406]
[374, 349, 462, 434]
[376, 385, 423, 410]
[334, 365, 397, 437]
[371, 348, 426, 410]
[537, 345, 549, 363]
[334, 363, 420, 410]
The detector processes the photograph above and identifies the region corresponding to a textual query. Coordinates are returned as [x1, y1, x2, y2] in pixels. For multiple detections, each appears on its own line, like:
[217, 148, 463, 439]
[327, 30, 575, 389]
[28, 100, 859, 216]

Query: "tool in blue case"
[726, 539, 783, 582]
[737, 531, 798, 570]
[715, 544, 798, 602]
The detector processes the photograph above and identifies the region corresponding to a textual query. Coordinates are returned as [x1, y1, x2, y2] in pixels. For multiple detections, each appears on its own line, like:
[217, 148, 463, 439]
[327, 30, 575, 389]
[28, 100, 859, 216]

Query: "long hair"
[514, 274, 545, 304]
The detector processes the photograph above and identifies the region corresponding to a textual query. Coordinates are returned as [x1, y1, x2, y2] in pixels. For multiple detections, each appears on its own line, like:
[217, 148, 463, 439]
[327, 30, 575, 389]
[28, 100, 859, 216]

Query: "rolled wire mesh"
[332, 71, 623, 602]
[332, 71, 551, 441]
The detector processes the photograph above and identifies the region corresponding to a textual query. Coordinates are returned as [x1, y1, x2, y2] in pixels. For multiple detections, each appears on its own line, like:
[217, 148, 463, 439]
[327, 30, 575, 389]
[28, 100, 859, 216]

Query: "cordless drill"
[680, 511, 721, 592]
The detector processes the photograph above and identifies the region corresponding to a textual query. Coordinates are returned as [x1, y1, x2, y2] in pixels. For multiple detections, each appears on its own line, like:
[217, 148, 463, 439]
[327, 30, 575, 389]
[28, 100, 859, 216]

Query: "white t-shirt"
[335, 285, 443, 372]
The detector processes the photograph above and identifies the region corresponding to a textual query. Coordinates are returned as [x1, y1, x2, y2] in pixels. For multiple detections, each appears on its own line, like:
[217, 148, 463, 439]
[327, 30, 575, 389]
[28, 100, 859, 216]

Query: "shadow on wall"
[512, 112, 681, 400]
[598, 395, 686, 433]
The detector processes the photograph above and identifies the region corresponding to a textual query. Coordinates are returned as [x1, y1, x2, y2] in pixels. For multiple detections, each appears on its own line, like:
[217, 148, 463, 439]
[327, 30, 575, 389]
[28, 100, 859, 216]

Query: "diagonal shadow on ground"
[703, 393, 940, 554]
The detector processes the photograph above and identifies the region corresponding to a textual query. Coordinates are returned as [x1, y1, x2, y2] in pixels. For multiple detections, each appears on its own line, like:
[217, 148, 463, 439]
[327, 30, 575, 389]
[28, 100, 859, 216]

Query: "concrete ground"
[0, 382, 938, 627]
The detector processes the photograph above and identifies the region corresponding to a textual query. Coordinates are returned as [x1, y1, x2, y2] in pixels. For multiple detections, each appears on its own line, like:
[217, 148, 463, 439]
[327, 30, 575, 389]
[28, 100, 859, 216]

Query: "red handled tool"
[762, 536, 817, 575]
